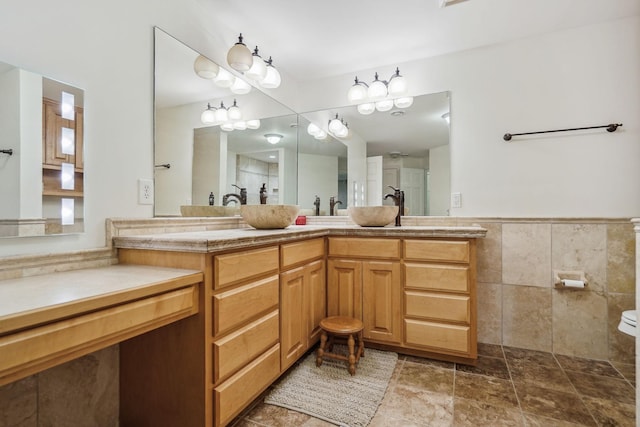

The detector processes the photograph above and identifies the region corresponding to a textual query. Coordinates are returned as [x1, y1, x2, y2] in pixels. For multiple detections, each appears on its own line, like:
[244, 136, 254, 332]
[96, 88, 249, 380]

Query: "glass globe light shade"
[367, 74, 387, 101]
[233, 121, 247, 130]
[394, 96, 414, 109]
[357, 103, 376, 115]
[213, 67, 234, 88]
[388, 75, 408, 97]
[347, 79, 368, 104]
[201, 108, 216, 125]
[260, 58, 281, 89]
[314, 129, 327, 140]
[230, 78, 251, 95]
[226, 34, 253, 72]
[227, 102, 242, 121]
[335, 124, 349, 138]
[220, 122, 234, 132]
[194, 55, 219, 79]
[375, 99, 394, 112]
[307, 123, 320, 136]
[328, 117, 343, 134]
[245, 48, 267, 81]
[214, 105, 229, 123]
[246, 119, 261, 129]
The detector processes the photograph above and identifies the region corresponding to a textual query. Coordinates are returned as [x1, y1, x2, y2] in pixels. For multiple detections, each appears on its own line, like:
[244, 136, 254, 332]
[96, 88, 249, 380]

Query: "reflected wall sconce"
[441, 112, 450, 124]
[328, 114, 349, 138]
[201, 100, 260, 132]
[307, 123, 327, 140]
[61, 92, 75, 120]
[224, 33, 281, 89]
[264, 133, 283, 144]
[347, 68, 413, 115]
[194, 55, 219, 79]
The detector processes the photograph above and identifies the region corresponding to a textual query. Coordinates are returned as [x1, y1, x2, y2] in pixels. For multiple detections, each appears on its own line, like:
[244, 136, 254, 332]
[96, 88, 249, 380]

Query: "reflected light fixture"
[307, 122, 327, 140]
[194, 55, 219, 79]
[260, 57, 281, 89]
[60, 127, 75, 155]
[245, 47, 268, 81]
[227, 99, 242, 121]
[264, 133, 283, 144]
[348, 67, 412, 115]
[328, 114, 349, 138]
[61, 198, 74, 225]
[214, 102, 229, 123]
[246, 119, 261, 129]
[230, 77, 251, 95]
[226, 33, 253, 72]
[61, 92, 75, 120]
[213, 67, 234, 88]
[442, 112, 450, 124]
[201, 103, 217, 125]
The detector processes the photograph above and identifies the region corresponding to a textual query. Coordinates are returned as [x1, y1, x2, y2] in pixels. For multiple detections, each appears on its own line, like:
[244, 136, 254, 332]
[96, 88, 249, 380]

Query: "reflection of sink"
[240, 205, 300, 229]
[348, 206, 398, 227]
[180, 205, 240, 217]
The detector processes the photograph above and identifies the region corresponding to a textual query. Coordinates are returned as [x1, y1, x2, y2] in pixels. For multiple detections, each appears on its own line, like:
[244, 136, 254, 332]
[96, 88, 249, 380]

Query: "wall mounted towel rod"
[503, 123, 622, 141]
[154, 163, 171, 169]
[0, 149, 13, 156]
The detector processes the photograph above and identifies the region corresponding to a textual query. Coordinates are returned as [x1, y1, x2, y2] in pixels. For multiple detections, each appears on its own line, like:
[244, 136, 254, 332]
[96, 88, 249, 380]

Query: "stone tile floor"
[231, 343, 635, 426]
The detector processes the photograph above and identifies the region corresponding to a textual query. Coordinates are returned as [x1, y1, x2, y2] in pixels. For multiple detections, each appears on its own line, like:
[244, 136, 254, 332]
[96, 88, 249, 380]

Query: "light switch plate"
[451, 192, 462, 208]
[138, 179, 154, 205]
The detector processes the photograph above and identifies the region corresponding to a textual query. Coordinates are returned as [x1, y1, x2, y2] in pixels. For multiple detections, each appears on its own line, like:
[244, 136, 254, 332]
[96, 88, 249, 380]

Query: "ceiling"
[204, 0, 639, 82]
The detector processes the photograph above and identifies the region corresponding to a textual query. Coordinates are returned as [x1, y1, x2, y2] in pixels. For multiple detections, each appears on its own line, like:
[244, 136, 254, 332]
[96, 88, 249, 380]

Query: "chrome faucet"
[313, 195, 320, 216]
[384, 186, 404, 227]
[329, 196, 342, 216]
[259, 183, 268, 205]
[222, 184, 247, 206]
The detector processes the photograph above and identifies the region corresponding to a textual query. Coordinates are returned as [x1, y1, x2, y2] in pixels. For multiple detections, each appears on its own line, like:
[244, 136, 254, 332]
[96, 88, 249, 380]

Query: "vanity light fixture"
[230, 77, 251, 95]
[201, 101, 260, 131]
[441, 112, 450, 124]
[307, 122, 328, 140]
[328, 114, 349, 138]
[348, 68, 412, 115]
[246, 119, 261, 129]
[194, 55, 219, 79]
[61, 92, 75, 120]
[260, 57, 281, 89]
[214, 101, 229, 123]
[226, 33, 253, 72]
[245, 47, 268, 81]
[201, 103, 217, 125]
[227, 99, 242, 121]
[213, 67, 235, 88]
[264, 133, 283, 144]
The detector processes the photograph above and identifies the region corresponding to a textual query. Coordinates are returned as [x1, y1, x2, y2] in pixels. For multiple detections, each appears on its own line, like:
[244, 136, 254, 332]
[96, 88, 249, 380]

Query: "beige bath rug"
[264, 345, 398, 427]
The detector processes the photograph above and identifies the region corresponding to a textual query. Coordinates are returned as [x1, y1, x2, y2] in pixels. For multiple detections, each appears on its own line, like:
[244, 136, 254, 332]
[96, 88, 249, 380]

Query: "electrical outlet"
[138, 179, 154, 205]
[451, 192, 462, 208]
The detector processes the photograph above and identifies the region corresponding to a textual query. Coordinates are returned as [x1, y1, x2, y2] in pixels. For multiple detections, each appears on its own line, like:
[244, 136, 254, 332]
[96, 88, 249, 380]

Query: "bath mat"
[264, 345, 398, 427]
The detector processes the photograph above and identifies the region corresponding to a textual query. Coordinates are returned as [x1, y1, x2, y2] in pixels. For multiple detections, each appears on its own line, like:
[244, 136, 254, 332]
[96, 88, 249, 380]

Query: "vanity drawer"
[405, 319, 470, 354]
[213, 275, 279, 336]
[281, 238, 325, 269]
[214, 246, 279, 289]
[328, 238, 400, 259]
[405, 291, 470, 323]
[404, 240, 469, 263]
[404, 263, 469, 292]
[213, 309, 279, 384]
[214, 344, 280, 427]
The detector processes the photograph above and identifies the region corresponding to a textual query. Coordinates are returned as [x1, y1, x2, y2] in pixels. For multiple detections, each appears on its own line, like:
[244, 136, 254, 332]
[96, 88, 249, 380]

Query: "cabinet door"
[327, 259, 362, 320]
[280, 266, 306, 370]
[362, 261, 402, 343]
[306, 259, 326, 345]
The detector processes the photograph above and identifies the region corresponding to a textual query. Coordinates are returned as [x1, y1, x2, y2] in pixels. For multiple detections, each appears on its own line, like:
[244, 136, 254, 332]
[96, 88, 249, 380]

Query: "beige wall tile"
[607, 293, 635, 364]
[38, 346, 119, 427]
[477, 282, 502, 345]
[502, 223, 551, 287]
[607, 223, 636, 293]
[0, 376, 37, 427]
[503, 285, 552, 351]
[551, 224, 606, 292]
[476, 222, 502, 284]
[552, 290, 608, 360]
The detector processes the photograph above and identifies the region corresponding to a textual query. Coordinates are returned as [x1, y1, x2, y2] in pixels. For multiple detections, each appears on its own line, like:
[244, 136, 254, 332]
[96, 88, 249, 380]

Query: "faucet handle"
[388, 185, 399, 191]
[232, 184, 242, 191]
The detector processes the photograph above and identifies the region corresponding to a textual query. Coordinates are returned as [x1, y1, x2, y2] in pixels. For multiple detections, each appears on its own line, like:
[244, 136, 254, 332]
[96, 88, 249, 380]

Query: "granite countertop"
[113, 224, 488, 253]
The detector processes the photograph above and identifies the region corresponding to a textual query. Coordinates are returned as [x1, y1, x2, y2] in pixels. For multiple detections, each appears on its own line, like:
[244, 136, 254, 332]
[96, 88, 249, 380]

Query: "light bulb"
[220, 122, 234, 132]
[260, 57, 281, 89]
[335, 123, 349, 138]
[315, 130, 327, 140]
[201, 104, 217, 124]
[367, 73, 387, 101]
[387, 68, 408, 97]
[227, 100, 242, 121]
[194, 55, 219, 79]
[328, 116, 343, 134]
[375, 99, 394, 112]
[357, 103, 375, 115]
[245, 47, 267, 81]
[307, 123, 320, 136]
[226, 33, 253, 72]
[214, 103, 228, 123]
[61, 92, 74, 120]
[394, 97, 414, 109]
[233, 121, 247, 130]
[246, 119, 261, 129]
[213, 67, 234, 88]
[347, 77, 368, 104]
[230, 77, 251, 95]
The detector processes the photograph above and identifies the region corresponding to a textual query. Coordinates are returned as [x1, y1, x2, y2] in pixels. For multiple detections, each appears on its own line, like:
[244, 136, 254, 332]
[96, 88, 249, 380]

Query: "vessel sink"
[348, 206, 398, 227]
[240, 205, 300, 229]
[180, 205, 240, 217]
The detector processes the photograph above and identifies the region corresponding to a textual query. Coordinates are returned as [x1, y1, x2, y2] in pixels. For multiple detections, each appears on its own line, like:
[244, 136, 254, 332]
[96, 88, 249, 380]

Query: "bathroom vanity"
[113, 224, 485, 427]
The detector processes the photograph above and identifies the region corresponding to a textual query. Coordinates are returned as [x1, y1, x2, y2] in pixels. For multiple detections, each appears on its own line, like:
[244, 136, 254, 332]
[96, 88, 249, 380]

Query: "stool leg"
[347, 334, 356, 375]
[358, 330, 364, 358]
[317, 331, 327, 367]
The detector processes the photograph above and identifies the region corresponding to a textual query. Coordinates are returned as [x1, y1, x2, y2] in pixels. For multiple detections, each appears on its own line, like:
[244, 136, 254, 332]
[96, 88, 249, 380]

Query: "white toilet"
[618, 310, 636, 336]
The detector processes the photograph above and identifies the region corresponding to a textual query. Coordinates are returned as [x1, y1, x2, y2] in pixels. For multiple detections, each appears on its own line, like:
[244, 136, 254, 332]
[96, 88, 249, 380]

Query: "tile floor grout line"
[552, 352, 600, 427]
[500, 345, 528, 426]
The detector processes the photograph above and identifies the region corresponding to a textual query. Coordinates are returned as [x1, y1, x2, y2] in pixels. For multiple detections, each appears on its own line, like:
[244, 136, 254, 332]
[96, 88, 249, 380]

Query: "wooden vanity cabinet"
[279, 238, 326, 371]
[327, 237, 402, 344]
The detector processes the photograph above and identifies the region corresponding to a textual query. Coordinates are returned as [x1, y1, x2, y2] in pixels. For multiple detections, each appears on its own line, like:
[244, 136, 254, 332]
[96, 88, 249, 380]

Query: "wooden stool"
[316, 316, 364, 375]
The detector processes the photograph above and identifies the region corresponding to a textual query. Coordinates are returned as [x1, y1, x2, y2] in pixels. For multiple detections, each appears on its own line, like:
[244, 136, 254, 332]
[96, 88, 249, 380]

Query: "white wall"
[297, 153, 338, 213]
[0, 3, 637, 257]
[0, 67, 21, 219]
[429, 145, 451, 216]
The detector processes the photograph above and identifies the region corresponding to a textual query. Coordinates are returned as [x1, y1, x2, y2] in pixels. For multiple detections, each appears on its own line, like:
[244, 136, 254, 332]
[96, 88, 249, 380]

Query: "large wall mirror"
[0, 61, 85, 237]
[154, 27, 450, 217]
